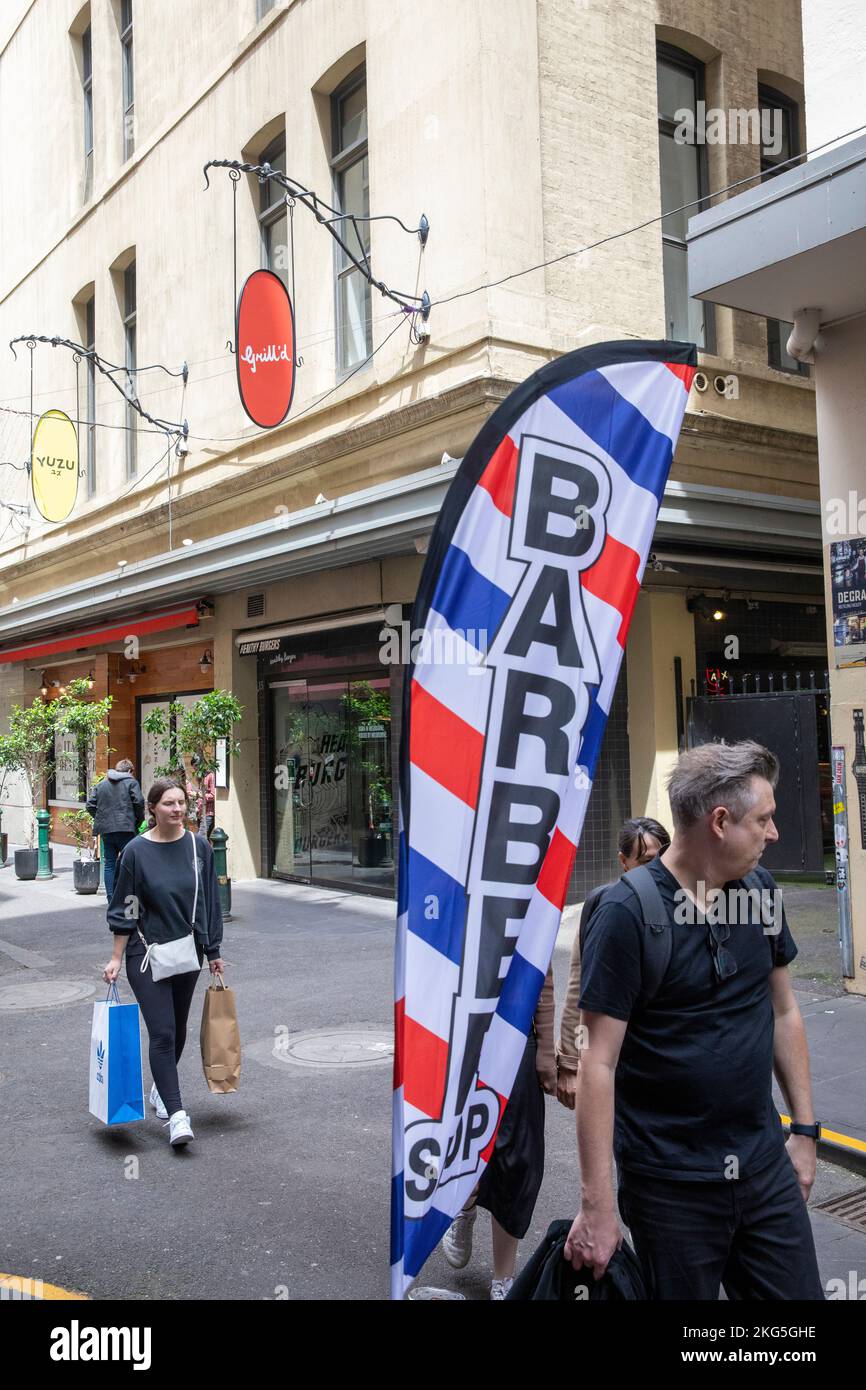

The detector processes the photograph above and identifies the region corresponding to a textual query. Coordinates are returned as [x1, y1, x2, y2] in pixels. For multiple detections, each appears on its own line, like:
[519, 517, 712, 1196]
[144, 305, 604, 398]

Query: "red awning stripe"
[0, 606, 200, 664]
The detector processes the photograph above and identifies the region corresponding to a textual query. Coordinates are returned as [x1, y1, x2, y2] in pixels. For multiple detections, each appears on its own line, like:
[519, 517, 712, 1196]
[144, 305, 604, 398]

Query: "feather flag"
[391, 340, 697, 1298]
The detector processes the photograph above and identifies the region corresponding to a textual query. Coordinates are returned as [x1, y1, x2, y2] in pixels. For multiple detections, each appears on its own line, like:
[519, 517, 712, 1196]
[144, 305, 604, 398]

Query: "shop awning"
[0, 464, 823, 650]
[687, 132, 866, 323]
[0, 604, 200, 665]
[235, 607, 388, 651]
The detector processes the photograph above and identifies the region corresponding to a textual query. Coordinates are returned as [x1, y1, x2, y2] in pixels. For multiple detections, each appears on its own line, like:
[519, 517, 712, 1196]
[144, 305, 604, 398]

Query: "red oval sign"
[235, 269, 296, 428]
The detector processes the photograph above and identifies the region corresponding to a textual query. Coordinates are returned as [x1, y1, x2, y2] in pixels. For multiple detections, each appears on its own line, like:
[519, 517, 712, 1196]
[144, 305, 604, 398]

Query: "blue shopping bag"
[89, 982, 145, 1125]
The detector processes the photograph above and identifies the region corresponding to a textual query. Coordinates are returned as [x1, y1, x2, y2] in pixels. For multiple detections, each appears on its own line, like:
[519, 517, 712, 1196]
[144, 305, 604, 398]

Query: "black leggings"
[124, 937, 202, 1117]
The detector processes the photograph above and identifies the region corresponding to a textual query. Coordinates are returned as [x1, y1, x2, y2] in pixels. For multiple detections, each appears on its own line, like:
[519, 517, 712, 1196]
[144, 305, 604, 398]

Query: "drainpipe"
[786, 308, 822, 365]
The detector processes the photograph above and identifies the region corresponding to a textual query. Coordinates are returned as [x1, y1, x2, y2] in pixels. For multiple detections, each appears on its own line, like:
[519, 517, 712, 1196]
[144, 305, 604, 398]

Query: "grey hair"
[115, 758, 134, 774]
[667, 740, 779, 831]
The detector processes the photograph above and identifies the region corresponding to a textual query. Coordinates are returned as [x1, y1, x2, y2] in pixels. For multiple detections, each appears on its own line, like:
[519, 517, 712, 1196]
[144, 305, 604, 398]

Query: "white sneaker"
[166, 1110, 194, 1147]
[490, 1277, 513, 1301]
[442, 1205, 476, 1269]
[149, 1084, 168, 1120]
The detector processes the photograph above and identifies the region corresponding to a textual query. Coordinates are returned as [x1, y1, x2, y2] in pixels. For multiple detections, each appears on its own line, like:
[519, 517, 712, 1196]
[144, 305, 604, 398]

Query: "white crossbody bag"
[137, 830, 202, 981]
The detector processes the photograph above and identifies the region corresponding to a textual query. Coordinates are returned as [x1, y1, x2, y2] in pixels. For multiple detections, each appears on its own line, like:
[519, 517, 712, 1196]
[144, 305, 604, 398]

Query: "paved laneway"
[0, 855, 863, 1301]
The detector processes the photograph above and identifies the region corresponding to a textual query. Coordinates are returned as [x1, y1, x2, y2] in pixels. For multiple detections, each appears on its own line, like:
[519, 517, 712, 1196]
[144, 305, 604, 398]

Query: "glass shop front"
[258, 621, 396, 895]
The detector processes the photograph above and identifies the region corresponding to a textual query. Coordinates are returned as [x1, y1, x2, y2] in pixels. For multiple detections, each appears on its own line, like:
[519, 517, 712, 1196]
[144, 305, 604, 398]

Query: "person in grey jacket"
[86, 759, 145, 897]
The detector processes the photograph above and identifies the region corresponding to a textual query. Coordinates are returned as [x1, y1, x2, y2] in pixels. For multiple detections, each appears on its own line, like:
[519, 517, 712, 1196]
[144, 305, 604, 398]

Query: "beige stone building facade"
[0, 1, 827, 909]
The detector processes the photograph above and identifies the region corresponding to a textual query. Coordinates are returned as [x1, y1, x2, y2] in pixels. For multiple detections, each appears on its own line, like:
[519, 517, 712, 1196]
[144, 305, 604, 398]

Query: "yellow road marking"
[0, 1272, 90, 1300]
[781, 1114, 866, 1155]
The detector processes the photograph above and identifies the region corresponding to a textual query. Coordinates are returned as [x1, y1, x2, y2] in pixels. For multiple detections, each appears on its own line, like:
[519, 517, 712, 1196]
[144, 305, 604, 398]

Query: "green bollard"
[211, 826, 232, 920]
[36, 808, 54, 880]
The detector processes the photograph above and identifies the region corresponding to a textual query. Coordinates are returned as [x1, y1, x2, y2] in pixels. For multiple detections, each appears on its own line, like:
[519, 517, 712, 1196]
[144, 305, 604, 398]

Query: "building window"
[259, 135, 289, 288]
[760, 85, 808, 377]
[256, 0, 276, 18]
[759, 85, 798, 181]
[82, 24, 93, 201]
[657, 44, 712, 349]
[85, 296, 96, 496]
[123, 262, 137, 479]
[121, 0, 135, 159]
[331, 69, 371, 374]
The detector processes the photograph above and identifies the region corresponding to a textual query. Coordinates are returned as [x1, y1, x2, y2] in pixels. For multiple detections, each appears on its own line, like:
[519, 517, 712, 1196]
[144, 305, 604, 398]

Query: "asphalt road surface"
[0, 860, 863, 1301]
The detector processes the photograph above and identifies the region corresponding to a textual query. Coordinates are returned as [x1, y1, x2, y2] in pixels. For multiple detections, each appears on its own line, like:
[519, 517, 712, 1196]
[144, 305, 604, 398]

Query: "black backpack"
[505, 1220, 648, 1301]
[578, 864, 774, 1001]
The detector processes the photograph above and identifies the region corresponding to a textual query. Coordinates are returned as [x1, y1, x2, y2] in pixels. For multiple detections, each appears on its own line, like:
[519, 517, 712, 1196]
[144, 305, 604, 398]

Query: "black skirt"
[476, 1032, 546, 1239]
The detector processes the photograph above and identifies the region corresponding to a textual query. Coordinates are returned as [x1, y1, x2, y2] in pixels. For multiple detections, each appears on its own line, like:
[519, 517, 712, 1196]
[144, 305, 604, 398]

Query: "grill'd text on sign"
[235, 269, 296, 428]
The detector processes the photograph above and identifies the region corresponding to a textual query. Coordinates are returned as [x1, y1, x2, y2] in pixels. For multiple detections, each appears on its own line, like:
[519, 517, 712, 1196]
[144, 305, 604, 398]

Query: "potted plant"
[53, 679, 112, 890]
[142, 690, 243, 834]
[344, 682, 392, 869]
[0, 762, 11, 867]
[358, 767, 391, 868]
[60, 809, 100, 893]
[0, 698, 57, 879]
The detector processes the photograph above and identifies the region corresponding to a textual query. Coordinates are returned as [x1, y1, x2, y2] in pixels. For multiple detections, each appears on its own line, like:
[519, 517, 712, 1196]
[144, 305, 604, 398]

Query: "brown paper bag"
[200, 977, 241, 1093]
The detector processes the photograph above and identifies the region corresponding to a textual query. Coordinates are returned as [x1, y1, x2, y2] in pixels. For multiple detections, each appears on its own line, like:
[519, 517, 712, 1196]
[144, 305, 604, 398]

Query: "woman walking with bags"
[102, 778, 224, 1149]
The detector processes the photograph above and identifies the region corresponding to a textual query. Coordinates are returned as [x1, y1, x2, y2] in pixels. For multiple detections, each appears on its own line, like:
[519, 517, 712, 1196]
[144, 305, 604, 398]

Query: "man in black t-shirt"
[564, 740, 824, 1300]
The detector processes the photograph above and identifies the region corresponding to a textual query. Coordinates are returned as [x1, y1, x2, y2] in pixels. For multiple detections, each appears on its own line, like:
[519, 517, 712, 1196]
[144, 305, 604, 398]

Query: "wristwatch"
[853, 710, 866, 850]
[789, 1121, 822, 1140]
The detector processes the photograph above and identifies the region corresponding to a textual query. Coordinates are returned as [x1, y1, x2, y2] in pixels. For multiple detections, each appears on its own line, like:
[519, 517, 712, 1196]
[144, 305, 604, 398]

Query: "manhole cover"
[248, 1027, 393, 1071]
[0, 980, 95, 1011]
[816, 1185, 866, 1233]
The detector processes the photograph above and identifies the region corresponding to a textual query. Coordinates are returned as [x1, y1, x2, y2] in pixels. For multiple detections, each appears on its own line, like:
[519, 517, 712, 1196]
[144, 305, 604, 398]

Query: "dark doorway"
[687, 689, 824, 875]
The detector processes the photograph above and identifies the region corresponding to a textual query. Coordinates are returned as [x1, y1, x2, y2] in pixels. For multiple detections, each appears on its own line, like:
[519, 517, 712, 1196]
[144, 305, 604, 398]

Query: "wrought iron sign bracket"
[9, 334, 190, 441]
[203, 158, 431, 323]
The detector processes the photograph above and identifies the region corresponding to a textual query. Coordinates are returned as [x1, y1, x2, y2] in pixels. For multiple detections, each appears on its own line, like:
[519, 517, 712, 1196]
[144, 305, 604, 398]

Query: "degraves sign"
[31, 409, 79, 522]
[830, 538, 866, 667]
[391, 340, 696, 1297]
[235, 269, 296, 428]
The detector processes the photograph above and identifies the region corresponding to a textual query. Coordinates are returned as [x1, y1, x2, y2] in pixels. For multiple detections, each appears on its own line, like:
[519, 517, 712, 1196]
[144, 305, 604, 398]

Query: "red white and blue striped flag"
[391, 340, 696, 1298]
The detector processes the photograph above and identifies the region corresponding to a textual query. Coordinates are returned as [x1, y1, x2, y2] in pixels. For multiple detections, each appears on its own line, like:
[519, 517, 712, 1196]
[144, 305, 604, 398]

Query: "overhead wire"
[428, 118, 866, 309]
[113, 430, 175, 507]
[3, 117, 864, 486]
[0, 298, 410, 411]
[185, 312, 413, 446]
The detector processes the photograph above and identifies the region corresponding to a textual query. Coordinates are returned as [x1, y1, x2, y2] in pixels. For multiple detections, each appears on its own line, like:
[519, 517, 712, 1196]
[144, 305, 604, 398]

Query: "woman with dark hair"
[556, 816, 670, 1110]
[101, 778, 224, 1148]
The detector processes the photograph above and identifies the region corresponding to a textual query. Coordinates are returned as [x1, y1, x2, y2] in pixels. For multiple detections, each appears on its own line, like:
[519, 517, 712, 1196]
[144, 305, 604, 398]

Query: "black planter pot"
[13, 847, 53, 880]
[73, 858, 101, 894]
[14, 848, 39, 880]
[357, 833, 387, 868]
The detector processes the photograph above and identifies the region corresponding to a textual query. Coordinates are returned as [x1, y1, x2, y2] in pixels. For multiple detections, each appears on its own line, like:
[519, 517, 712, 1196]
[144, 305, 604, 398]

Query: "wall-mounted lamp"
[199, 650, 213, 675]
[687, 593, 726, 622]
[40, 671, 48, 697]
